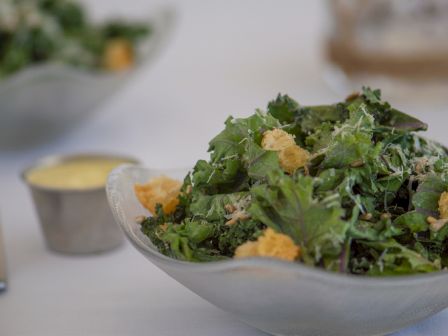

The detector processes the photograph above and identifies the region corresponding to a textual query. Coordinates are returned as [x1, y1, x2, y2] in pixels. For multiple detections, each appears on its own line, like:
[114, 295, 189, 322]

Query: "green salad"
[138, 88, 448, 276]
[0, 0, 150, 78]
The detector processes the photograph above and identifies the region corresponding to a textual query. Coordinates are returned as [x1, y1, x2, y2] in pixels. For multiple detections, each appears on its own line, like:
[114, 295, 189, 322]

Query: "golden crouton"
[261, 128, 310, 174]
[103, 39, 134, 71]
[439, 191, 448, 219]
[261, 129, 296, 151]
[234, 228, 300, 261]
[233, 241, 259, 257]
[278, 145, 310, 174]
[426, 192, 448, 232]
[257, 228, 301, 260]
[134, 176, 182, 214]
[427, 216, 448, 232]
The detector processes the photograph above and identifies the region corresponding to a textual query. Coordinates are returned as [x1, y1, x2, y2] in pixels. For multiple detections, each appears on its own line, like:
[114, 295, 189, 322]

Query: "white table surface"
[1, 1, 448, 335]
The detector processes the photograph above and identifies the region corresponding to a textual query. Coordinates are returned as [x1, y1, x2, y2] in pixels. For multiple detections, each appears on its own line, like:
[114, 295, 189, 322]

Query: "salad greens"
[0, 0, 150, 78]
[140, 88, 448, 276]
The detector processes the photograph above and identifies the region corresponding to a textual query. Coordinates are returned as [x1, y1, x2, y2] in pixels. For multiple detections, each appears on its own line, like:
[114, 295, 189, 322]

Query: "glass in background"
[325, 0, 448, 103]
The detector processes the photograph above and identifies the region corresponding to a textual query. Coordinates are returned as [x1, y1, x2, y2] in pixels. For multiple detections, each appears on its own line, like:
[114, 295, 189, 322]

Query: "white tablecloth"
[1, 1, 448, 335]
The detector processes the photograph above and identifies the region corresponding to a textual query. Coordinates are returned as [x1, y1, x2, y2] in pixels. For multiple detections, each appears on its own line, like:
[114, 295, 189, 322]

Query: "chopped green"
[140, 87, 448, 276]
[249, 172, 349, 266]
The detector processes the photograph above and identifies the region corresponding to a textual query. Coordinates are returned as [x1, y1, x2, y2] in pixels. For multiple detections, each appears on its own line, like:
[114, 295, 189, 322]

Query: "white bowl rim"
[107, 163, 448, 287]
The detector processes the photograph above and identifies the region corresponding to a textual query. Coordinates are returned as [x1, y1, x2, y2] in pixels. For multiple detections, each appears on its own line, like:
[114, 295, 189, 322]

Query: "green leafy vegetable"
[249, 172, 349, 265]
[358, 240, 440, 275]
[140, 88, 448, 276]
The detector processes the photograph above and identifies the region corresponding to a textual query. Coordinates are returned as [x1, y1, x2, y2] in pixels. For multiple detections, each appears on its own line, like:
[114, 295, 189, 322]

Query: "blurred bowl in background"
[324, 0, 448, 105]
[0, 7, 175, 149]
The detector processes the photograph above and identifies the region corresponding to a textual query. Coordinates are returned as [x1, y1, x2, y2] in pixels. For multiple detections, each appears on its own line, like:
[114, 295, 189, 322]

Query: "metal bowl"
[23, 153, 139, 254]
[106, 164, 448, 336]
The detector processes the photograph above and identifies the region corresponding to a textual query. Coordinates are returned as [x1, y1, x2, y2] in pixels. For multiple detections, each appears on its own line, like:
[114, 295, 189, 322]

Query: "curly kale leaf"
[267, 94, 299, 123]
[194, 112, 281, 193]
[321, 102, 382, 169]
[208, 113, 280, 162]
[140, 205, 174, 256]
[358, 239, 440, 275]
[362, 87, 382, 104]
[267, 94, 348, 145]
[158, 219, 226, 262]
[413, 174, 448, 217]
[267, 93, 348, 127]
[249, 172, 349, 265]
[39, 0, 87, 33]
[361, 87, 427, 132]
[242, 140, 282, 181]
[218, 219, 265, 256]
[394, 212, 428, 233]
[191, 159, 244, 194]
[101, 21, 150, 43]
[189, 192, 250, 221]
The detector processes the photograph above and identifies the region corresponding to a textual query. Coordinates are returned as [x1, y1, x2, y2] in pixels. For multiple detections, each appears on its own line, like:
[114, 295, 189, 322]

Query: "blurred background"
[1, 0, 448, 335]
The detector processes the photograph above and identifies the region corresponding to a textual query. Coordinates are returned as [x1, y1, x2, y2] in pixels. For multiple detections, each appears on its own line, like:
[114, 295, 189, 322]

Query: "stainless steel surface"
[23, 153, 139, 254]
[0, 220, 6, 292]
[107, 164, 448, 336]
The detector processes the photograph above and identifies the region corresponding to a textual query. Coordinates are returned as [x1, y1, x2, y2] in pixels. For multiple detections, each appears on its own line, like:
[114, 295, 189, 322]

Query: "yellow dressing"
[26, 158, 130, 189]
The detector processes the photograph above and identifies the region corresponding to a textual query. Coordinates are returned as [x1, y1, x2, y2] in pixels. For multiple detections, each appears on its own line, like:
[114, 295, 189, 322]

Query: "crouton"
[427, 216, 448, 232]
[234, 228, 300, 261]
[261, 128, 296, 151]
[134, 176, 182, 214]
[233, 241, 259, 257]
[439, 191, 448, 219]
[103, 39, 134, 71]
[278, 144, 310, 174]
[261, 128, 310, 174]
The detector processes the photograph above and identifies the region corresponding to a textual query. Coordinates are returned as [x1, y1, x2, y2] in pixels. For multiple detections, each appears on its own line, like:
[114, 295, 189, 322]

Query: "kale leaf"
[140, 88, 448, 276]
[249, 172, 349, 265]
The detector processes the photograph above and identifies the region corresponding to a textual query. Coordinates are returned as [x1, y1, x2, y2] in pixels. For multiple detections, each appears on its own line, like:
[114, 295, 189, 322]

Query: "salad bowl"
[0, 7, 175, 148]
[106, 164, 448, 336]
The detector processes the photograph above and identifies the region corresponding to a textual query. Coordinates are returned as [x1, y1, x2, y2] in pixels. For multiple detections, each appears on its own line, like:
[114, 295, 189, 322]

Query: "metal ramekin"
[22, 153, 140, 254]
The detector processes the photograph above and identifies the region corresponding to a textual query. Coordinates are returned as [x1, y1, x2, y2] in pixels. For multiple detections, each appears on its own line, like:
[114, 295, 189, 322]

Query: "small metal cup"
[22, 153, 139, 254]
